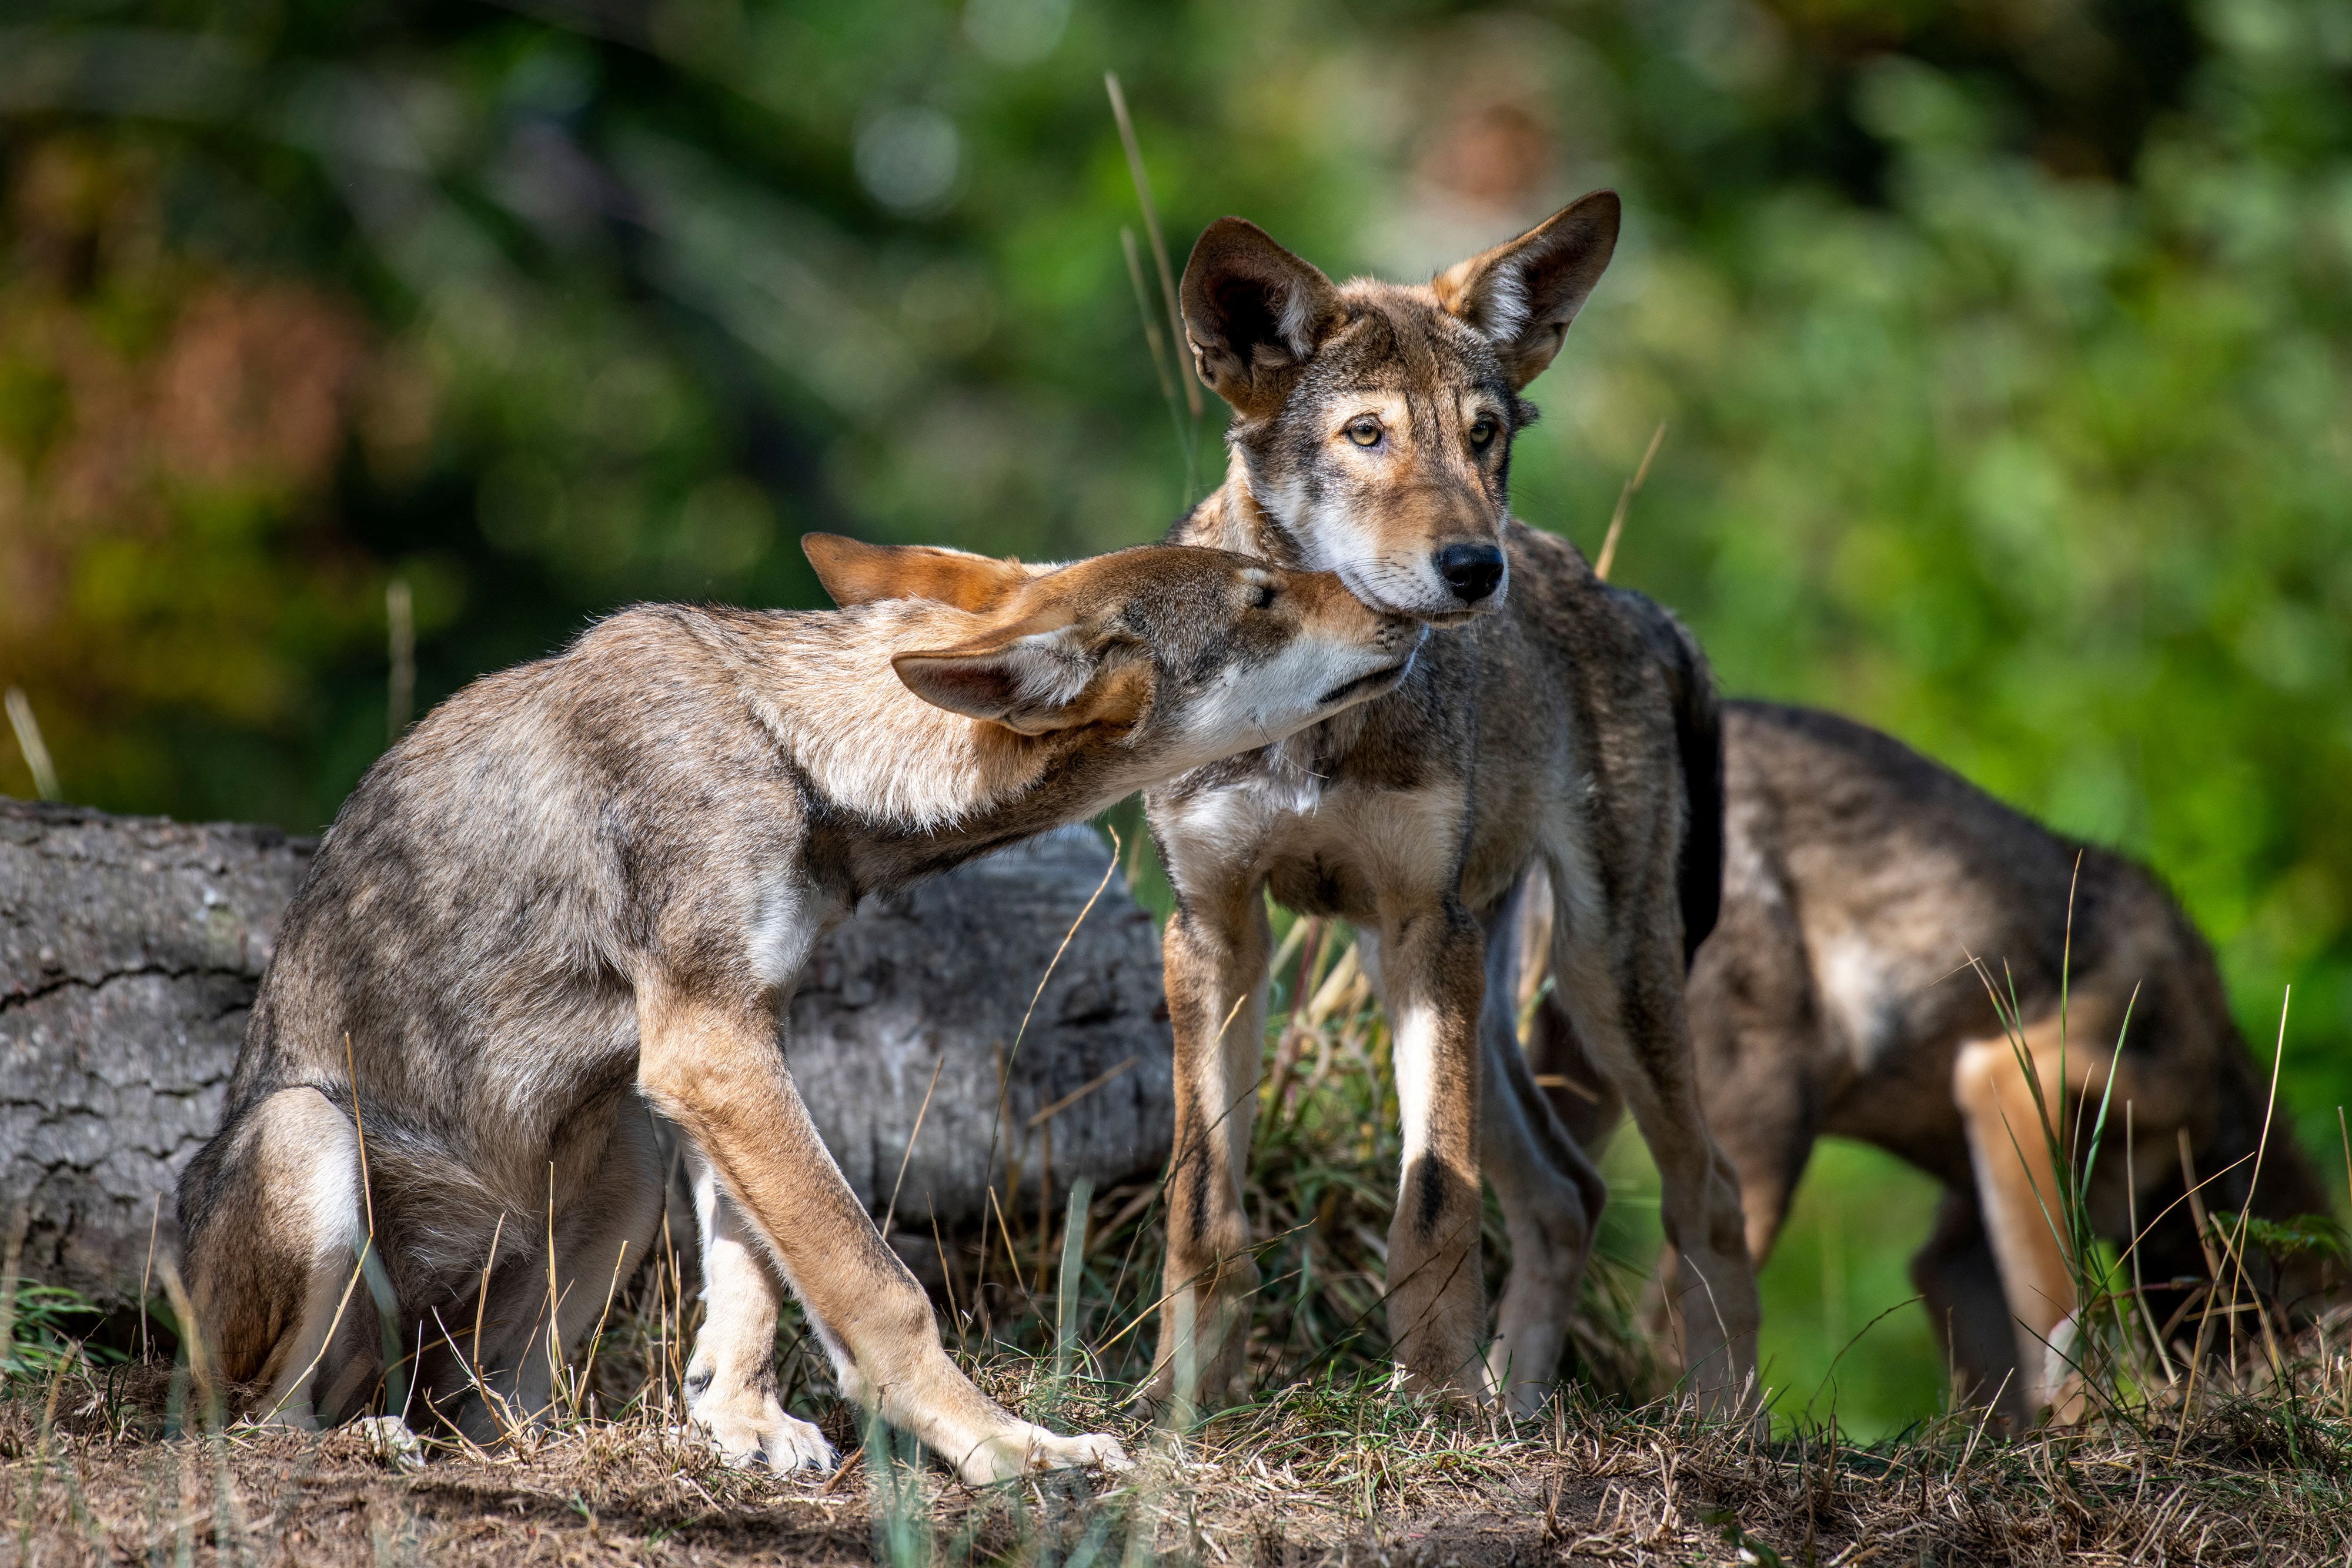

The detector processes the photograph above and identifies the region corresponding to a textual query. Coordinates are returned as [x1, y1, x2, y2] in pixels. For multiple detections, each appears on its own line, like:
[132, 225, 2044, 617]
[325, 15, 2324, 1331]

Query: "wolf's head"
[1181, 191, 1619, 624]
[803, 534, 1424, 774]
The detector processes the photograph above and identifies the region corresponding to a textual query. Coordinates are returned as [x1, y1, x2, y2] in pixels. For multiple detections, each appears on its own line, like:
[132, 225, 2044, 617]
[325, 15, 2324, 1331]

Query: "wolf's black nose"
[1435, 543, 1505, 604]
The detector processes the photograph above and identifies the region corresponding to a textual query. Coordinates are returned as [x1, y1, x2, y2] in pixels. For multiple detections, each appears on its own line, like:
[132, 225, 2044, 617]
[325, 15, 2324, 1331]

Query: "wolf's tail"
[177, 1084, 373, 1416]
[1609, 587, 1723, 965]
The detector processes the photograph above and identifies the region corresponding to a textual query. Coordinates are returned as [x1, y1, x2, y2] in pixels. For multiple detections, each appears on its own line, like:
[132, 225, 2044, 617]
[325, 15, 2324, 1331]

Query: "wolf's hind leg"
[677, 1144, 836, 1472]
[1546, 855, 1760, 1422]
[184, 1086, 370, 1427]
[1478, 875, 1607, 1418]
[432, 1105, 666, 1437]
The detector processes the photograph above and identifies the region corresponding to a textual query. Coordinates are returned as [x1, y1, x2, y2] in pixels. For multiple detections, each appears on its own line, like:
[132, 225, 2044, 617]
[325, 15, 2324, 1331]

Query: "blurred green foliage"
[2, 0, 2347, 1435]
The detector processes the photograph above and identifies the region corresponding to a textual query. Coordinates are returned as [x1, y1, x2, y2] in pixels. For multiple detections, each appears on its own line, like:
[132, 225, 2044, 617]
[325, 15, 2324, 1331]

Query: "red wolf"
[1139, 195, 1760, 1420]
[1523, 701, 2334, 1425]
[179, 537, 1421, 1483]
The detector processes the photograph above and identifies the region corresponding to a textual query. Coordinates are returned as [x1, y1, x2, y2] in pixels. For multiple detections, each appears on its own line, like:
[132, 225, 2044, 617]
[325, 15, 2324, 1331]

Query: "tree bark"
[1, 800, 1171, 1303]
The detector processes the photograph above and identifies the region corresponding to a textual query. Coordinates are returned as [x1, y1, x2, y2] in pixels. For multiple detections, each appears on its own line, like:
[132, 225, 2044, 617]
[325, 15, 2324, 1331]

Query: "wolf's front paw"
[955, 1424, 1130, 1486]
[1027, 1428, 1130, 1474]
[690, 1393, 837, 1473]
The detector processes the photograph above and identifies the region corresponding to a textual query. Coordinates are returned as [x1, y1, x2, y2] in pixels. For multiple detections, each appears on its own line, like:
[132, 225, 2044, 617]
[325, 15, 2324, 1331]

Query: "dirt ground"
[0, 1405, 1782, 1568]
[9, 1358, 2351, 1567]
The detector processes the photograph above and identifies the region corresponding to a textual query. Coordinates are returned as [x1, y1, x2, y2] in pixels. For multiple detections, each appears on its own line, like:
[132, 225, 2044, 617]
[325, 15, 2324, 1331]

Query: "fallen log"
[0, 799, 1172, 1303]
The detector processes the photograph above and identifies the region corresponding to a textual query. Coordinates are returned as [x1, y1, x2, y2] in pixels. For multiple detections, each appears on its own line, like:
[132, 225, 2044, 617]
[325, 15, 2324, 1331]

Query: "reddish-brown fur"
[1525, 703, 2336, 1425]
[179, 538, 1419, 1483]
[1141, 196, 1761, 1420]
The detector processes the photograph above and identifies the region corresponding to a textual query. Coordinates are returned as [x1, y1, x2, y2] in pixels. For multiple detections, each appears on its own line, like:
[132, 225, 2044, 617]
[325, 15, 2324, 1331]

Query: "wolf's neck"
[729, 604, 1072, 833]
[1187, 465, 1309, 570]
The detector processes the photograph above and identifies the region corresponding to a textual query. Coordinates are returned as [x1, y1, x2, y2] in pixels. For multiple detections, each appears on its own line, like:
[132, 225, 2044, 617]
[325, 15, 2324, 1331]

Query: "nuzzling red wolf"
[178, 537, 1422, 1485]
[1128, 193, 1762, 1419]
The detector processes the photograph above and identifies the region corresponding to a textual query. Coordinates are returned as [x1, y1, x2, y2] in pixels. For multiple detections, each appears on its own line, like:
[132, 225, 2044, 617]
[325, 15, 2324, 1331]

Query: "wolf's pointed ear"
[1432, 190, 1619, 389]
[1181, 218, 1343, 420]
[894, 615, 1141, 735]
[803, 534, 1034, 613]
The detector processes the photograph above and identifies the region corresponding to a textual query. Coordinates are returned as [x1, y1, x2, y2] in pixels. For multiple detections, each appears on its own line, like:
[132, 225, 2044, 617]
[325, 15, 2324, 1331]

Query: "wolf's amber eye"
[1469, 417, 1498, 449]
[1346, 418, 1382, 447]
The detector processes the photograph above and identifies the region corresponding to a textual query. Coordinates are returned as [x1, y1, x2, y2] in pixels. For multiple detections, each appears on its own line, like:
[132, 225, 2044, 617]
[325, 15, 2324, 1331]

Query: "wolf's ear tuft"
[1432, 190, 1619, 389]
[1180, 218, 1342, 420]
[893, 616, 1118, 734]
[803, 534, 1034, 613]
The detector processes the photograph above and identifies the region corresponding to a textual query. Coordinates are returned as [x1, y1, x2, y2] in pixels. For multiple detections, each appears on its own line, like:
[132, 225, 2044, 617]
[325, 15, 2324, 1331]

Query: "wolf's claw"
[686, 1398, 837, 1473]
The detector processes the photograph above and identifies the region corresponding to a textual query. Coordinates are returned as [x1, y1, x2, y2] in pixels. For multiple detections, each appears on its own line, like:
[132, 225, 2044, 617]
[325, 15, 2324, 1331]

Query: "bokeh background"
[2, 0, 2347, 1437]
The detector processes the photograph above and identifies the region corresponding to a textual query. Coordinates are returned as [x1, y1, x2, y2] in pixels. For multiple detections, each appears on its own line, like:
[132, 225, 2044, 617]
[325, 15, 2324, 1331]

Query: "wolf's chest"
[1154, 744, 1475, 923]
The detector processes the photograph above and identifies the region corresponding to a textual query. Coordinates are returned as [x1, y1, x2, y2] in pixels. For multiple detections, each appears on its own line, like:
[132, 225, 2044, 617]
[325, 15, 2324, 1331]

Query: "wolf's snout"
[1434, 543, 1506, 606]
[1312, 611, 1425, 709]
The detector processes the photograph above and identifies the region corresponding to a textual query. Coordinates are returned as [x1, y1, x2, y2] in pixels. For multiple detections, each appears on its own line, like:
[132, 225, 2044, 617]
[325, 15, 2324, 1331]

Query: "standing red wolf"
[1137, 195, 1761, 1418]
[178, 537, 1421, 1484]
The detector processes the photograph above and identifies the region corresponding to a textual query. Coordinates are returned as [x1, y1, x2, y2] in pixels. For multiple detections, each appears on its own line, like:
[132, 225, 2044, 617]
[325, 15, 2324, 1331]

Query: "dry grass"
[10, 1338, 2352, 1565]
[8, 916, 2352, 1564]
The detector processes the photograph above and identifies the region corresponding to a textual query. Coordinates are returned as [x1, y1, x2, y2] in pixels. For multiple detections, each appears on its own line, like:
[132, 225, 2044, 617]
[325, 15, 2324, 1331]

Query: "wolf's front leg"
[1375, 898, 1492, 1403]
[680, 1149, 837, 1472]
[1142, 887, 1271, 1413]
[640, 983, 1127, 1486]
